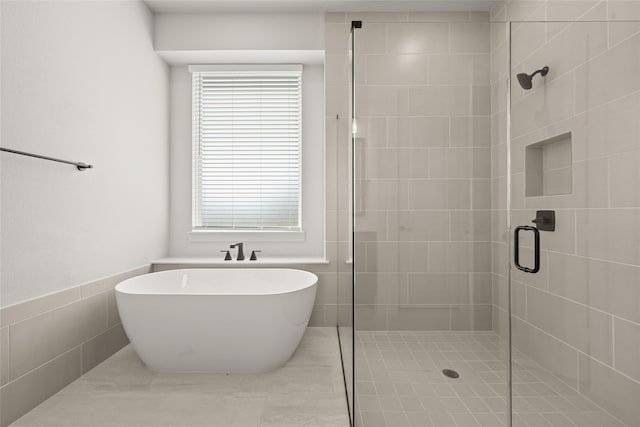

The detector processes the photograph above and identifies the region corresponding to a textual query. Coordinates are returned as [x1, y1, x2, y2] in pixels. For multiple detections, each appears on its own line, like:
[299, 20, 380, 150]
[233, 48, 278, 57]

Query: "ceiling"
[144, 0, 495, 14]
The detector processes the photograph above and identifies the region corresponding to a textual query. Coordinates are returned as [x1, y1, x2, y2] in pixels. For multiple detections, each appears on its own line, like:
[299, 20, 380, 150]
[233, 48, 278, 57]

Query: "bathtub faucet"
[229, 243, 245, 261]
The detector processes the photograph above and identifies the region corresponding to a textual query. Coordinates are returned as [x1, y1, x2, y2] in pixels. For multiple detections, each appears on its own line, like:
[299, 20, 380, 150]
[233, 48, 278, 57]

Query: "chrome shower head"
[516, 66, 549, 90]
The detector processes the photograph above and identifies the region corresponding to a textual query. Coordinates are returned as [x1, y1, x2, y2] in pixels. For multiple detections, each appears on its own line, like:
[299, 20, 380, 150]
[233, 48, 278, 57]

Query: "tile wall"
[0, 266, 150, 426]
[491, 1, 640, 425]
[326, 12, 494, 332]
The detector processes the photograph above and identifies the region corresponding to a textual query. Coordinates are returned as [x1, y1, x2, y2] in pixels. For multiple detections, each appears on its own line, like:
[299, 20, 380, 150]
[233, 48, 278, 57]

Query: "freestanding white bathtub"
[115, 268, 317, 373]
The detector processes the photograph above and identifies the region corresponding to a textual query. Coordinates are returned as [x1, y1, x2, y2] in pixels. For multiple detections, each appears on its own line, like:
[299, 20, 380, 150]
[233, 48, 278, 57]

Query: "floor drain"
[442, 369, 460, 379]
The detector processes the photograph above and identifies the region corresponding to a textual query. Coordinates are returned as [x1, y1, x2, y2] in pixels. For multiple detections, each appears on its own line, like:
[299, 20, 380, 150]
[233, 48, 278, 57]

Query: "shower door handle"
[514, 226, 540, 273]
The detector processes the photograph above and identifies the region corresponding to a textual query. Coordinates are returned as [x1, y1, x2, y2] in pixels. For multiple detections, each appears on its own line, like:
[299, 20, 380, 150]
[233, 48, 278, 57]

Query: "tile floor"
[11, 327, 350, 427]
[9, 327, 628, 427]
[354, 330, 626, 427]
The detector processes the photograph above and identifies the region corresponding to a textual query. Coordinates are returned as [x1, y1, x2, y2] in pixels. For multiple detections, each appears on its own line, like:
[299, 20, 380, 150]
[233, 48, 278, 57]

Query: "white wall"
[160, 13, 326, 258]
[154, 13, 324, 52]
[0, 1, 170, 307]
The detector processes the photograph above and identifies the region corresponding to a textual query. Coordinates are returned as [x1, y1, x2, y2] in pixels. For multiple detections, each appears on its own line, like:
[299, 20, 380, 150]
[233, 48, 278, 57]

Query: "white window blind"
[191, 66, 302, 230]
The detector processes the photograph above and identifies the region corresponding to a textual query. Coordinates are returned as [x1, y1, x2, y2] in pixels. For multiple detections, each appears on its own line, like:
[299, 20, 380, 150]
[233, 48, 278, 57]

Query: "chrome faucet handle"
[230, 242, 245, 261]
[220, 250, 232, 261]
[250, 250, 261, 261]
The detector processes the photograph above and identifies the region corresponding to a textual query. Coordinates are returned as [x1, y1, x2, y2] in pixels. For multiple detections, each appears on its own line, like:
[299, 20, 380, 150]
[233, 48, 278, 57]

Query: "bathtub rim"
[115, 267, 318, 297]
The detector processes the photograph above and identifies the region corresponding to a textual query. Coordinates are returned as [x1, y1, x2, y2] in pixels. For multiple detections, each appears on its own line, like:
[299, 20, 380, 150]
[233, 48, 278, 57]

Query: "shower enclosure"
[337, 13, 640, 427]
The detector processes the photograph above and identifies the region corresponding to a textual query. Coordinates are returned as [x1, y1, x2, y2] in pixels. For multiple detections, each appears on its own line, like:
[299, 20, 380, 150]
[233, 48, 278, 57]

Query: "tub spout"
[230, 243, 245, 261]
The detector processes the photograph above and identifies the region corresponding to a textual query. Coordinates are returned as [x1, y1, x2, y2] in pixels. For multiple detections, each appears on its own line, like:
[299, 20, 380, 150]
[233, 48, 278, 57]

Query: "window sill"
[188, 230, 305, 242]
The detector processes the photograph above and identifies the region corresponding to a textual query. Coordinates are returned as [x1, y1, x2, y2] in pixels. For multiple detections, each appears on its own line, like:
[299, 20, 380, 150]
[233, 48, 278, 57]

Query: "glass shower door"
[351, 16, 510, 426]
[509, 21, 640, 427]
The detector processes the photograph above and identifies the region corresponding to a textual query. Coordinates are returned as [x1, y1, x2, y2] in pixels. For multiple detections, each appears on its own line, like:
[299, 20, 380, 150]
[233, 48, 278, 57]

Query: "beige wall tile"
[450, 211, 492, 242]
[526, 287, 613, 365]
[451, 117, 491, 148]
[428, 242, 491, 273]
[0, 327, 8, 387]
[400, 242, 430, 273]
[526, 22, 608, 85]
[325, 84, 349, 118]
[608, 0, 640, 21]
[355, 305, 387, 330]
[472, 86, 492, 116]
[472, 179, 492, 210]
[408, 179, 447, 209]
[492, 273, 509, 311]
[0, 287, 81, 328]
[356, 273, 405, 305]
[613, 317, 640, 383]
[490, 2, 507, 22]
[324, 54, 348, 86]
[366, 54, 428, 85]
[406, 117, 450, 148]
[0, 347, 81, 427]
[511, 249, 548, 290]
[324, 23, 349, 54]
[578, 353, 640, 427]
[407, 273, 470, 305]
[492, 241, 510, 278]
[470, 12, 490, 22]
[513, 209, 575, 255]
[576, 209, 640, 266]
[356, 85, 410, 116]
[511, 72, 575, 138]
[409, 86, 471, 116]
[447, 180, 472, 209]
[506, 1, 545, 22]
[80, 265, 151, 298]
[575, 33, 640, 113]
[354, 23, 387, 54]
[398, 211, 450, 242]
[81, 324, 129, 375]
[548, 253, 640, 324]
[409, 12, 474, 22]
[429, 54, 490, 85]
[542, 167, 572, 196]
[337, 305, 352, 327]
[315, 273, 338, 305]
[545, 1, 603, 21]
[108, 291, 121, 329]
[609, 21, 640, 46]
[365, 149, 399, 179]
[571, 92, 640, 161]
[362, 180, 405, 211]
[510, 281, 526, 320]
[347, 12, 407, 22]
[511, 21, 546, 67]
[324, 12, 345, 24]
[365, 242, 399, 273]
[387, 23, 449, 54]
[9, 293, 107, 380]
[451, 305, 492, 330]
[470, 273, 493, 304]
[512, 317, 579, 389]
[450, 23, 490, 53]
[387, 305, 450, 330]
[308, 305, 325, 327]
[610, 150, 640, 207]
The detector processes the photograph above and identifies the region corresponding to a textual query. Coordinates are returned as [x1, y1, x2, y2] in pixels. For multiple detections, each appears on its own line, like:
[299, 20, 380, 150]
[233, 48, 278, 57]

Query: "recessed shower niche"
[525, 132, 573, 197]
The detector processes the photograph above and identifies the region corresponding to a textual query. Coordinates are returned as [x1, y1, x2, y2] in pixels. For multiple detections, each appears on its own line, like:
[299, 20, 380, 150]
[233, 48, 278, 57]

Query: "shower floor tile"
[355, 331, 627, 427]
[11, 327, 350, 427]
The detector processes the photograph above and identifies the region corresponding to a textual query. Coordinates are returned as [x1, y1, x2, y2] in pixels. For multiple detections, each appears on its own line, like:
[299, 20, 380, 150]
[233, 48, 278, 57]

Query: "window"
[190, 65, 302, 231]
